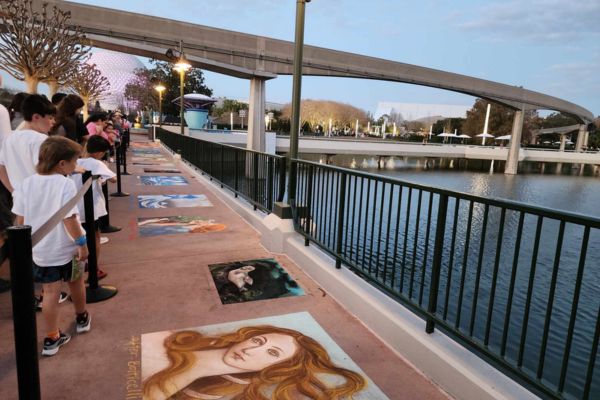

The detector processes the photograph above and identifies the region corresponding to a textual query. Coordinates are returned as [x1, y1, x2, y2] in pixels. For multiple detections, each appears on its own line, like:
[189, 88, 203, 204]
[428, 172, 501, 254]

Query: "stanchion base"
[121, 172, 131, 176]
[86, 285, 118, 303]
[100, 225, 122, 233]
[110, 192, 130, 197]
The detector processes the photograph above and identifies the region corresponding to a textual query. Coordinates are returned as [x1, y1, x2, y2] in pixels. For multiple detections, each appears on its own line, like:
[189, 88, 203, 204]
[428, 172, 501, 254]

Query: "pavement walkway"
[0, 134, 450, 400]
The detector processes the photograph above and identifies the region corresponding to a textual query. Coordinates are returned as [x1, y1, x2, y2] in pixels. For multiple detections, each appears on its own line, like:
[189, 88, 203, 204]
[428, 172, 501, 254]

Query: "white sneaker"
[100, 237, 109, 245]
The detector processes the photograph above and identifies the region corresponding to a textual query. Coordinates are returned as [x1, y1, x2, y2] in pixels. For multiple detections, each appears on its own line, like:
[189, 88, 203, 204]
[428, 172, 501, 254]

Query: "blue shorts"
[33, 261, 73, 284]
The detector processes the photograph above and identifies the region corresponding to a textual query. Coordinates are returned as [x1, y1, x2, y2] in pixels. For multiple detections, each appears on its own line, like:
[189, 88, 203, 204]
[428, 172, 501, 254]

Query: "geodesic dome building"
[87, 50, 145, 111]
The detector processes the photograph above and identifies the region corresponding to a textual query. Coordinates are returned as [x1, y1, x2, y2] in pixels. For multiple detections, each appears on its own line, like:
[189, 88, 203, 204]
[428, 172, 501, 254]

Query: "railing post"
[84, 172, 118, 303]
[8, 225, 41, 400]
[253, 152, 259, 210]
[335, 172, 347, 269]
[121, 141, 130, 175]
[278, 158, 287, 203]
[426, 193, 448, 333]
[111, 144, 129, 197]
[234, 150, 239, 197]
[220, 145, 224, 188]
[304, 164, 314, 246]
[267, 157, 274, 211]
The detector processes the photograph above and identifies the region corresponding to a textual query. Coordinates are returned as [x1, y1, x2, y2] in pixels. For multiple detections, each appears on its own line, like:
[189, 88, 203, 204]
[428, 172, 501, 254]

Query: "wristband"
[74, 235, 87, 246]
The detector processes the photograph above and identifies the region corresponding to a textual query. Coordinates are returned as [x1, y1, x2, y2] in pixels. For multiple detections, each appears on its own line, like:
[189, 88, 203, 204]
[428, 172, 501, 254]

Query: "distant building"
[374, 102, 471, 122]
[214, 97, 285, 112]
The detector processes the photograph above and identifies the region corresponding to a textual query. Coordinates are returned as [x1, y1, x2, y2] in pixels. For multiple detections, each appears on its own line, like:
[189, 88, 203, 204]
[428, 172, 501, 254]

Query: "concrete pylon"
[559, 134, 567, 152]
[247, 77, 266, 152]
[575, 124, 586, 152]
[584, 130, 590, 149]
[505, 110, 524, 175]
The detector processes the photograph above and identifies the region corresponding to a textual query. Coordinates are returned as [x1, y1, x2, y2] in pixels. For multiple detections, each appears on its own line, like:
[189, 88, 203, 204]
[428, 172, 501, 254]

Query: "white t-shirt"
[0, 129, 46, 188]
[0, 104, 10, 150]
[12, 174, 82, 266]
[71, 158, 116, 223]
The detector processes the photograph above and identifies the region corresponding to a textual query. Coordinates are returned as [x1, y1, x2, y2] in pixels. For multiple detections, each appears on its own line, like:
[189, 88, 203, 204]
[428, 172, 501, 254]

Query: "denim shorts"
[33, 261, 73, 284]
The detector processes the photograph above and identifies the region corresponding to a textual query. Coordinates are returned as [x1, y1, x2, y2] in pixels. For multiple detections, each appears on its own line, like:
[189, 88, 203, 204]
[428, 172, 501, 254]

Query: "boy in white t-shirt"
[12, 137, 91, 356]
[71, 135, 116, 281]
[0, 94, 54, 192]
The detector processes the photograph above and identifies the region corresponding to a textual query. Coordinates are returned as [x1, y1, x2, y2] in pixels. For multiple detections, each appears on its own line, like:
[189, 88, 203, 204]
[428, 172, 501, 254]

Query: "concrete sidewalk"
[0, 135, 450, 400]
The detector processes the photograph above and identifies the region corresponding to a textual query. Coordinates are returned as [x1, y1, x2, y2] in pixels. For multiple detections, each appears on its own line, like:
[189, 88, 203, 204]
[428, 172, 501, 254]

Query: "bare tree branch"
[0, 0, 89, 93]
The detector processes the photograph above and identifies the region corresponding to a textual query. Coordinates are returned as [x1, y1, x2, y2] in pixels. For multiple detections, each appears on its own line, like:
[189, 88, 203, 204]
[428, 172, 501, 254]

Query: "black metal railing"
[157, 129, 286, 213]
[154, 128, 599, 399]
[292, 159, 600, 400]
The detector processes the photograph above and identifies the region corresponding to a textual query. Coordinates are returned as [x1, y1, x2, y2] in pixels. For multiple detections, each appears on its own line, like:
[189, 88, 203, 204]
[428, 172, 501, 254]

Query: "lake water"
[298, 154, 600, 399]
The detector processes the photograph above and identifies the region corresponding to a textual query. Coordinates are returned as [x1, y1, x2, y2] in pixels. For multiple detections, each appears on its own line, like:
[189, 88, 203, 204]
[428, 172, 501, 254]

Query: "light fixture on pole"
[172, 41, 191, 135]
[153, 83, 166, 128]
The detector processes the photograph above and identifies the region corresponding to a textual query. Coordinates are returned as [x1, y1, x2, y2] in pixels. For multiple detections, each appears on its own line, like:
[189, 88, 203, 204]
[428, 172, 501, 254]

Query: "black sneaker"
[76, 312, 92, 333]
[35, 292, 69, 311]
[42, 331, 71, 356]
[59, 292, 69, 303]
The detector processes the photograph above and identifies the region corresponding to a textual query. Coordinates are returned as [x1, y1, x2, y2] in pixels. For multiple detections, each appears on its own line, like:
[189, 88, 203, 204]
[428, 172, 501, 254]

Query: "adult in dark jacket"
[50, 94, 88, 143]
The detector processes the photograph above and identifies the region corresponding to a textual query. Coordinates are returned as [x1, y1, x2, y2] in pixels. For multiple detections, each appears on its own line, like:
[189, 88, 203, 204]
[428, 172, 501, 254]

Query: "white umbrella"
[496, 135, 511, 140]
[437, 132, 455, 137]
[476, 133, 495, 138]
[457, 134, 471, 139]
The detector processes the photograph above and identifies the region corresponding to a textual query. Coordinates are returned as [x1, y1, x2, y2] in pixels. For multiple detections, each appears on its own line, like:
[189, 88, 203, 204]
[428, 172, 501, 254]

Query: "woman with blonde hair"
[143, 325, 367, 400]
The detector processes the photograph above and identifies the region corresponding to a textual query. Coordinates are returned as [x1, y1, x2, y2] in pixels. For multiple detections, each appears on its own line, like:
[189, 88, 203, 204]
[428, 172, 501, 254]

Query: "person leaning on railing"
[12, 136, 92, 356]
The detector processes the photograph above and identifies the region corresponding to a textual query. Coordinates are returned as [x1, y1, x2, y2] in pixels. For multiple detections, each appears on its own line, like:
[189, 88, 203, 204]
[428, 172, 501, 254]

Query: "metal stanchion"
[99, 182, 121, 233]
[121, 140, 130, 176]
[111, 144, 129, 197]
[83, 171, 118, 303]
[8, 225, 41, 400]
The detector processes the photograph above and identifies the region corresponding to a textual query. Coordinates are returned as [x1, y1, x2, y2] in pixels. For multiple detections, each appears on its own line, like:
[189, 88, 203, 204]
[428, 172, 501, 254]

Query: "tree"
[0, 0, 89, 94]
[124, 60, 212, 117]
[66, 63, 110, 120]
[211, 99, 248, 117]
[124, 68, 159, 113]
[462, 99, 541, 144]
[280, 100, 368, 134]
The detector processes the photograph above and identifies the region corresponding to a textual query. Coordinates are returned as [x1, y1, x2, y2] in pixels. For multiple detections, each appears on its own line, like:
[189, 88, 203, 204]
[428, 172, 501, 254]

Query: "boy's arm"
[63, 214, 88, 261]
[0, 165, 13, 192]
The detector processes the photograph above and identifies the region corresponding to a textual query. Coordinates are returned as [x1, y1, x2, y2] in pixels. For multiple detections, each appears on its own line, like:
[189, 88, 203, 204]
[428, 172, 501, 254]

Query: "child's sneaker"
[35, 292, 69, 311]
[76, 312, 92, 333]
[58, 292, 69, 303]
[42, 331, 71, 356]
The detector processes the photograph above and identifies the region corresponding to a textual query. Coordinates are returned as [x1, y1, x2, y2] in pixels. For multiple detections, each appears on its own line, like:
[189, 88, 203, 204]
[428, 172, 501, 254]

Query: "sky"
[1, 0, 599, 117]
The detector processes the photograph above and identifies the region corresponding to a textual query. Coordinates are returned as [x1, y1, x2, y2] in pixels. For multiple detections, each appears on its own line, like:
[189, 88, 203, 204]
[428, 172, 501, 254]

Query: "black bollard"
[121, 141, 130, 175]
[83, 171, 118, 303]
[99, 182, 121, 233]
[111, 144, 129, 197]
[8, 225, 41, 400]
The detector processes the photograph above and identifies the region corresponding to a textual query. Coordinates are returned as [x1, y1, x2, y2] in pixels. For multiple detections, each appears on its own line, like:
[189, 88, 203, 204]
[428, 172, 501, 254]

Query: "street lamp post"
[172, 42, 191, 135]
[288, 0, 310, 205]
[154, 83, 166, 128]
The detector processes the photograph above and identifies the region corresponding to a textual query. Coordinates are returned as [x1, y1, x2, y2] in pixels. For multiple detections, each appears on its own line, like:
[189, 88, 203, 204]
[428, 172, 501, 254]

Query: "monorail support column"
[575, 124, 586, 152]
[559, 134, 567, 152]
[504, 110, 524, 175]
[247, 77, 266, 152]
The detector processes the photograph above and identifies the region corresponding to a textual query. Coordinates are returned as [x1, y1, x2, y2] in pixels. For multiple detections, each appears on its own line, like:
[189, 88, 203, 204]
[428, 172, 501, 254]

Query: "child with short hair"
[71, 135, 116, 280]
[12, 136, 91, 356]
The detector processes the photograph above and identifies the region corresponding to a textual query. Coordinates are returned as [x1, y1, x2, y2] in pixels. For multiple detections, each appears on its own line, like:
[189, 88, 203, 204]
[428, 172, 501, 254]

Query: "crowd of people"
[0, 75, 129, 356]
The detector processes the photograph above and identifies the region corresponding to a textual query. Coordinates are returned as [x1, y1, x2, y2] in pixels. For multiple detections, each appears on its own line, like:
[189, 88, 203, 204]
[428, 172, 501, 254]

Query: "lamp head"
[154, 84, 166, 93]
[173, 53, 191, 73]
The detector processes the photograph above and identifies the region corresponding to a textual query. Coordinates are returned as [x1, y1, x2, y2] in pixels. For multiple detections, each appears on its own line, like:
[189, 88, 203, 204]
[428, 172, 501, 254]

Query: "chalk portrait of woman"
[210, 259, 304, 304]
[142, 324, 367, 400]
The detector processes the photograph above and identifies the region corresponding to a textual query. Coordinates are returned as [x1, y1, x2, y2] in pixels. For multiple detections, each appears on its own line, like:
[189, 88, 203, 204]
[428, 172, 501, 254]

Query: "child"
[71, 135, 116, 280]
[12, 136, 91, 356]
